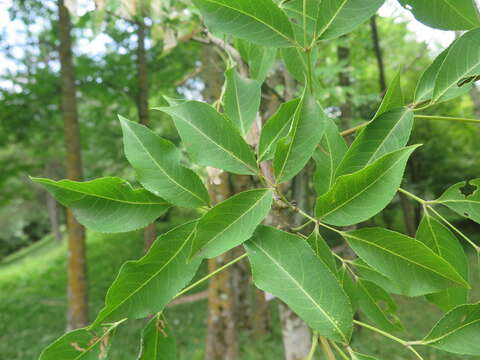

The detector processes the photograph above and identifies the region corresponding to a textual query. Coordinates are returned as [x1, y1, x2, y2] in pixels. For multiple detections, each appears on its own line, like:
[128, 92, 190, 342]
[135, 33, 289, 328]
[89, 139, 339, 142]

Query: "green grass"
[0, 216, 478, 359]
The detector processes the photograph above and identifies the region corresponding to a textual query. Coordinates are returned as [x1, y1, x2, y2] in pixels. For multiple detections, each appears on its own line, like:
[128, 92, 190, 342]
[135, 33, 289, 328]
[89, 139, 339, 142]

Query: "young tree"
[35, 1, 480, 359]
[57, 0, 88, 329]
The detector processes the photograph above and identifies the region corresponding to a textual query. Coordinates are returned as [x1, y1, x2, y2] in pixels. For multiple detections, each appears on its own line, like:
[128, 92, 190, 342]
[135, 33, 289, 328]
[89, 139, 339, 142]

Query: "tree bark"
[45, 161, 63, 242]
[370, 16, 387, 93]
[369, 15, 417, 236]
[135, 3, 157, 251]
[58, 0, 88, 330]
[201, 45, 239, 360]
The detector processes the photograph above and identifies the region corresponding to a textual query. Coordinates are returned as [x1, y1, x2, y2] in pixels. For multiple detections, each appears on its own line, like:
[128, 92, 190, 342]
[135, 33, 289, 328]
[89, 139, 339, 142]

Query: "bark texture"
[201, 45, 239, 360]
[58, 0, 88, 329]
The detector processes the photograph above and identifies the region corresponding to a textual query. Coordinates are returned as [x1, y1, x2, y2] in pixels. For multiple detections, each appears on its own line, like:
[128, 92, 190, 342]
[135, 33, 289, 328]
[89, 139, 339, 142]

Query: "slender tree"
[57, 0, 88, 329]
[370, 15, 417, 236]
[134, 1, 157, 251]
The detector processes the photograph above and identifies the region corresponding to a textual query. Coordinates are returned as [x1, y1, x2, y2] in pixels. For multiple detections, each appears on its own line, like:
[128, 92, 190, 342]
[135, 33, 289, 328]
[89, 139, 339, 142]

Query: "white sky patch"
[379, 0, 455, 51]
[1, 0, 480, 80]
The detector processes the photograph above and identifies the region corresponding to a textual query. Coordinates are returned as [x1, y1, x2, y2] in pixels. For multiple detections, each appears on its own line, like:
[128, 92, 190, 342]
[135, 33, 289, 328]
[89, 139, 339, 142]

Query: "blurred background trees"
[0, 0, 479, 359]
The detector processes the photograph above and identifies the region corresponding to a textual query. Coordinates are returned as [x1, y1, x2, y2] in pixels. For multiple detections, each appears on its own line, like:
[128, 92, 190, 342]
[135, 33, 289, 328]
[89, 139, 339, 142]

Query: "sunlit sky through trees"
[1, 0, 479, 84]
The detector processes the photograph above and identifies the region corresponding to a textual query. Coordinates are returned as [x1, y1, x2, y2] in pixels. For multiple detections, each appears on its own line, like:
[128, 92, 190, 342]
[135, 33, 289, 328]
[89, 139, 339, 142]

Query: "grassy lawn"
[0, 215, 478, 359]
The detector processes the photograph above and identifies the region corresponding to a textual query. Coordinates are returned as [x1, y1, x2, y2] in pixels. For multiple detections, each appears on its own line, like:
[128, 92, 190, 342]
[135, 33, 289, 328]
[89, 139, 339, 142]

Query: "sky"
[0, 0, 478, 79]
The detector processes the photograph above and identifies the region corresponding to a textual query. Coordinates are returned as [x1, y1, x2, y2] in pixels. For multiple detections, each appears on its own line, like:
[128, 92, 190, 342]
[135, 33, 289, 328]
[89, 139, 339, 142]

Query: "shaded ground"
[0, 215, 478, 359]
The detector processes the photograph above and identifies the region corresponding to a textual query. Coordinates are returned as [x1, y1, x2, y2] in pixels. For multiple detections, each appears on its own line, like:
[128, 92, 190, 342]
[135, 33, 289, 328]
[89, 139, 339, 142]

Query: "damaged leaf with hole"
[436, 179, 480, 224]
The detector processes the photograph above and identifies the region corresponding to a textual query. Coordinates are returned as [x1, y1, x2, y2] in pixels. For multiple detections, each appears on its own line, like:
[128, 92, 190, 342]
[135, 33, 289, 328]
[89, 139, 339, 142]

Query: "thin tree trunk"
[370, 15, 417, 236]
[135, 3, 157, 250]
[471, 85, 480, 120]
[277, 70, 312, 360]
[201, 45, 239, 360]
[45, 161, 63, 242]
[46, 194, 62, 242]
[337, 39, 353, 133]
[205, 171, 239, 360]
[370, 16, 387, 93]
[58, 0, 88, 330]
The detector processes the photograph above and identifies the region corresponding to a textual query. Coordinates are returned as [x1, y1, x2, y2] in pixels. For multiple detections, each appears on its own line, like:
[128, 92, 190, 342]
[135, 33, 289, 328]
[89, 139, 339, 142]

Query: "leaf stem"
[307, 332, 319, 360]
[398, 188, 426, 205]
[340, 121, 370, 137]
[174, 253, 248, 299]
[353, 320, 425, 360]
[319, 336, 336, 360]
[415, 115, 480, 124]
[330, 341, 349, 360]
[353, 320, 406, 345]
[426, 206, 480, 252]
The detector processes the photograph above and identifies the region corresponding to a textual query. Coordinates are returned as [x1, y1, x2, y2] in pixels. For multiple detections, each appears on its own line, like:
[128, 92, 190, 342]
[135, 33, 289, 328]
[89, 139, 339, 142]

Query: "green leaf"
[316, 0, 385, 40]
[245, 225, 353, 342]
[273, 91, 326, 183]
[316, 146, 418, 226]
[433, 29, 480, 102]
[138, 315, 176, 360]
[423, 303, 480, 356]
[30, 177, 170, 233]
[313, 117, 348, 196]
[414, 45, 473, 104]
[281, 47, 308, 82]
[417, 214, 469, 311]
[375, 70, 403, 117]
[235, 39, 277, 83]
[399, 0, 480, 31]
[353, 259, 402, 294]
[155, 101, 258, 175]
[224, 68, 261, 137]
[356, 278, 403, 332]
[258, 98, 300, 162]
[306, 227, 337, 274]
[191, 189, 273, 259]
[92, 222, 201, 327]
[119, 116, 210, 209]
[192, 0, 295, 47]
[335, 108, 414, 177]
[339, 265, 359, 311]
[280, 0, 317, 45]
[435, 178, 480, 225]
[39, 321, 123, 360]
[343, 227, 470, 297]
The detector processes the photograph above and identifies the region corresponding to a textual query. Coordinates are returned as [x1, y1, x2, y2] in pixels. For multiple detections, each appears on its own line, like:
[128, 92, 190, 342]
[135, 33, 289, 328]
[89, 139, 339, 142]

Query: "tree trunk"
[135, 3, 157, 250]
[337, 39, 353, 133]
[45, 161, 63, 242]
[369, 15, 417, 236]
[58, 0, 88, 330]
[370, 16, 386, 93]
[201, 45, 239, 360]
[470, 85, 480, 120]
